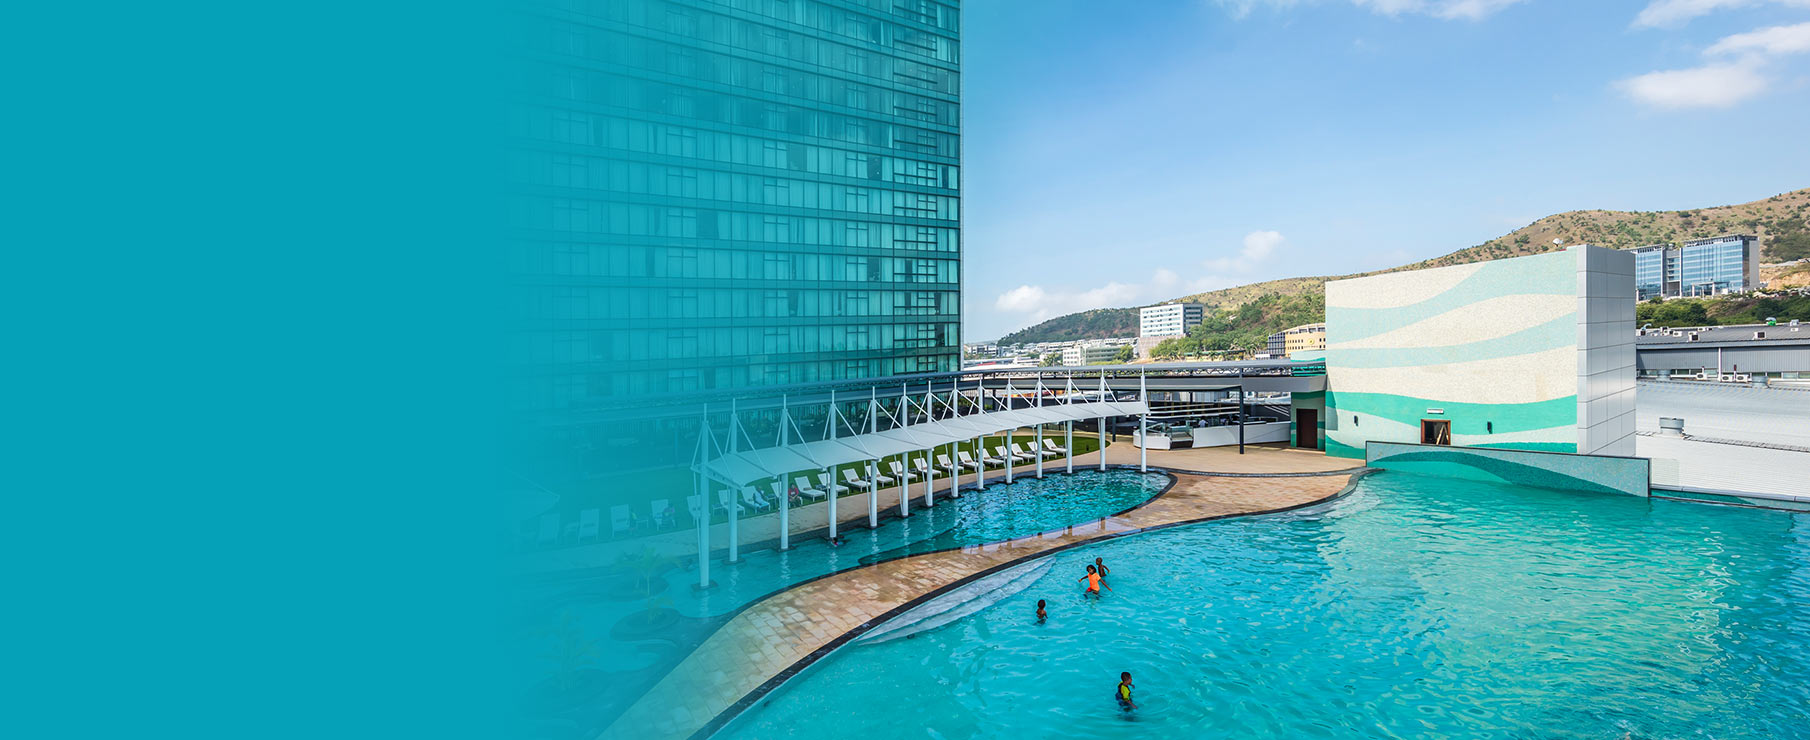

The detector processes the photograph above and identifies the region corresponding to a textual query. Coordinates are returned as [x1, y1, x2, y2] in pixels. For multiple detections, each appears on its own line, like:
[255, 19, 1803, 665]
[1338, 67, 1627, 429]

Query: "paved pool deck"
[597, 456, 1363, 740]
[514, 439, 1358, 578]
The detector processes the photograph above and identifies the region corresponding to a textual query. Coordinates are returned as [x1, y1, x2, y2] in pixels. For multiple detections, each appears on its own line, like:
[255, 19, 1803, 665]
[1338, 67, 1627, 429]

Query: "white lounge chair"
[650, 498, 674, 529]
[716, 489, 745, 517]
[935, 454, 959, 473]
[593, 506, 618, 540]
[809, 472, 848, 495]
[912, 457, 933, 478]
[741, 486, 772, 512]
[995, 445, 1031, 463]
[956, 451, 982, 471]
[873, 465, 896, 486]
[1042, 438, 1069, 456]
[537, 513, 560, 548]
[980, 448, 1007, 466]
[842, 468, 874, 492]
[1013, 442, 1050, 460]
[890, 460, 919, 482]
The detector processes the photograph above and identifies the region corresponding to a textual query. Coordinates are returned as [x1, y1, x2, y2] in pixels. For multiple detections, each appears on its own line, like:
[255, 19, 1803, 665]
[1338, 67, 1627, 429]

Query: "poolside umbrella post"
[948, 377, 959, 500]
[779, 394, 791, 551]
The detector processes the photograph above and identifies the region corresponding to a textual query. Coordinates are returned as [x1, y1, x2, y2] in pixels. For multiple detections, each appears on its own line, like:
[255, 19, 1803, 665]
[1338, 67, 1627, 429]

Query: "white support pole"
[727, 398, 740, 564]
[869, 389, 880, 526]
[1005, 378, 1014, 484]
[1066, 419, 1074, 474]
[1035, 376, 1045, 479]
[695, 406, 711, 590]
[779, 395, 791, 551]
[1098, 372, 1108, 473]
[826, 390, 838, 544]
[1139, 370, 1149, 473]
[974, 436, 985, 492]
[948, 378, 960, 500]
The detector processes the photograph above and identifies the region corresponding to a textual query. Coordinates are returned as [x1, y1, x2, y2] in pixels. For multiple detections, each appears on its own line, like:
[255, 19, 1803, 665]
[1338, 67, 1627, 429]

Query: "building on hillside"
[1321, 246, 1636, 458]
[1139, 303, 1204, 338]
[1265, 330, 1287, 358]
[1062, 341, 1125, 366]
[1628, 234, 1759, 300]
[1282, 323, 1327, 355]
[510, 0, 963, 405]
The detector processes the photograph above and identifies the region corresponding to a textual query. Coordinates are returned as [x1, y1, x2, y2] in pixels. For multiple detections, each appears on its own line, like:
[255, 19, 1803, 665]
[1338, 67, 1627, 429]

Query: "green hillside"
[996, 188, 1810, 345]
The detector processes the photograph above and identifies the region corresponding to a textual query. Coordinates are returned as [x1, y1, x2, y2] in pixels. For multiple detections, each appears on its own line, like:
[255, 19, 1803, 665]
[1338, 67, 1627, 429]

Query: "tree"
[1113, 345, 1134, 363]
[1040, 352, 1063, 367]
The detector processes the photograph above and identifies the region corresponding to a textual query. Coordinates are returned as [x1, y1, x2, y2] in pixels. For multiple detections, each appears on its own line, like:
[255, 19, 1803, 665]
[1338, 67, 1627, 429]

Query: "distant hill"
[996, 188, 1810, 344]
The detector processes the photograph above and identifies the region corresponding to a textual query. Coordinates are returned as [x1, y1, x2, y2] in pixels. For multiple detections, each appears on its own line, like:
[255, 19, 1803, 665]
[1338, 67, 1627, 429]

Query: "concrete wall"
[1323, 247, 1635, 458]
[1365, 442, 1650, 497]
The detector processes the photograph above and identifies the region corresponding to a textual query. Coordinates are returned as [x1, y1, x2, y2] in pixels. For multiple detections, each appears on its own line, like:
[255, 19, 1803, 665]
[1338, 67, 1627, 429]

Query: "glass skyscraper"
[1627, 235, 1758, 301]
[507, 0, 962, 415]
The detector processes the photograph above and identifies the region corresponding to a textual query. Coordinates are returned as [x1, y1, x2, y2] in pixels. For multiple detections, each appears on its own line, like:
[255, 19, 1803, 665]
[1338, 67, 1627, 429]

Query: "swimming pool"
[511, 468, 1170, 736]
[715, 471, 1810, 739]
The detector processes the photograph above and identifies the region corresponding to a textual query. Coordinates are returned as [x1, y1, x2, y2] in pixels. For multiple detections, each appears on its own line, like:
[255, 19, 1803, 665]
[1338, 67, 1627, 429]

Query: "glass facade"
[507, 0, 962, 412]
[1627, 235, 1756, 300]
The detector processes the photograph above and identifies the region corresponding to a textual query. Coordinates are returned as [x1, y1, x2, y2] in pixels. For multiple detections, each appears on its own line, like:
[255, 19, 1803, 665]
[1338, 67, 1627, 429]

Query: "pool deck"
[514, 439, 1357, 578]
[598, 449, 1362, 740]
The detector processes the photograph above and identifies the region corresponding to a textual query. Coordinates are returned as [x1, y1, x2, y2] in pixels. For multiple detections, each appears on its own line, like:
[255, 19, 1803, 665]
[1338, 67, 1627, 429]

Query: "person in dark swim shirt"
[1116, 672, 1136, 710]
[1036, 599, 1047, 623]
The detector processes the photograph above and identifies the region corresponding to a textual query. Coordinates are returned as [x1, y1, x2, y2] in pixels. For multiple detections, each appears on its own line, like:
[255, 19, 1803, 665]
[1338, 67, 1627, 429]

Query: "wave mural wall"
[1323, 246, 1635, 459]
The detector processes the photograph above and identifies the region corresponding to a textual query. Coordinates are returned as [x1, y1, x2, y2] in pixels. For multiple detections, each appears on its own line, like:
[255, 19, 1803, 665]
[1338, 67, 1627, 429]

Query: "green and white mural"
[1323, 247, 1635, 459]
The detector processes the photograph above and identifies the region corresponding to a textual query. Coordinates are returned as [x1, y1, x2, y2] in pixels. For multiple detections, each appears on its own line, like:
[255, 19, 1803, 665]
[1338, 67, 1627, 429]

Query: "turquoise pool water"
[512, 469, 1169, 737]
[716, 471, 1810, 739]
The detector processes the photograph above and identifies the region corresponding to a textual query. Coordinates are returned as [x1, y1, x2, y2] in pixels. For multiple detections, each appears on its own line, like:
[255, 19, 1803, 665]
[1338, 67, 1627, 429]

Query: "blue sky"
[962, 0, 1810, 340]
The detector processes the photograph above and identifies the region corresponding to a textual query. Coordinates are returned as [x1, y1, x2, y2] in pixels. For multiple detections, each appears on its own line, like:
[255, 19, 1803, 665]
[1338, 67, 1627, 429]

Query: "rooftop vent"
[1754, 331, 1766, 340]
[1688, 332, 1700, 341]
[1659, 417, 1684, 437]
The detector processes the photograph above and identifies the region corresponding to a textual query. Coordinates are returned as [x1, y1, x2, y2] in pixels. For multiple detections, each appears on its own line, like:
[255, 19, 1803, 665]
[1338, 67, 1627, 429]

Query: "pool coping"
[691, 467, 1376, 740]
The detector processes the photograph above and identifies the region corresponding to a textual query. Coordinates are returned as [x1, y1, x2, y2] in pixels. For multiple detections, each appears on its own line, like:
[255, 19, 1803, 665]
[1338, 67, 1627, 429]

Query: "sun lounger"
[842, 468, 874, 492]
[741, 486, 772, 512]
[956, 451, 982, 471]
[716, 489, 745, 517]
[912, 457, 932, 478]
[995, 445, 1031, 463]
[650, 499, 674, 529]
[1042, 438, 1069, 456]
[981, 448, 1007, 466]
[809, 472, 848, 495]
[890, 460, 919, 482]
[935, 453, 959, 473]
[537, 513, 560, 548]
[1013, 442, 1050, 460]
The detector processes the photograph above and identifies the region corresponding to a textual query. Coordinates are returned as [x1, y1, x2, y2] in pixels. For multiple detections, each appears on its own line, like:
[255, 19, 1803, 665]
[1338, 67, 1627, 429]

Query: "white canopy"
[697, 400, 1148, 486]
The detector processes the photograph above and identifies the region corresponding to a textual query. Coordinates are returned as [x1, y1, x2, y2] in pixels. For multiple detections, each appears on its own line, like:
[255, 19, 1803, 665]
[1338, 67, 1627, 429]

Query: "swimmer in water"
[1036, 599, 1047, 623]
[1094, 557, 1110, 582]
[1116, 672, 1136, 710]
[1078, 564, 1110, 598]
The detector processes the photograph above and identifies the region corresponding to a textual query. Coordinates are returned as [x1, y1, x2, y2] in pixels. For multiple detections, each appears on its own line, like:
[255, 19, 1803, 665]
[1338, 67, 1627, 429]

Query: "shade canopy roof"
[697, 400, 1149, 486]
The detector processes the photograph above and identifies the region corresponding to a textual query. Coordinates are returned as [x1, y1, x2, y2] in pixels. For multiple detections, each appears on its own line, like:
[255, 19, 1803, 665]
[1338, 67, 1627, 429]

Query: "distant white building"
[1062, 342, 1125, 366]
[1140, 303, 1204, 338]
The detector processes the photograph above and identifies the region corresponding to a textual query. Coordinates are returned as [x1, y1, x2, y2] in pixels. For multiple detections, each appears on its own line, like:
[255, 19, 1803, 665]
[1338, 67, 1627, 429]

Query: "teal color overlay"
[10, 3, 507, 738]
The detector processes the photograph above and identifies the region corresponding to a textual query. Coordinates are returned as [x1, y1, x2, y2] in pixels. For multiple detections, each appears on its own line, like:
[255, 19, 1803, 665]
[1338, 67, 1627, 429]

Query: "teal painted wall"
[1323, 251, 1581, 458]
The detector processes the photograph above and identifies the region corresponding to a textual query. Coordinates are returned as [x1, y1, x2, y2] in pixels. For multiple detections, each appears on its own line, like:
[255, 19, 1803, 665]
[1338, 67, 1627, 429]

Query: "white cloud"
[1633, 0, 1810, 29]
[1619, 20, 1810, 109]
[1208, 0, 1524, 20]
[1205, 230, 1287, 273]
[1705, 21, 1810, 56]
[1617, 61, 1769, 108]
[992, 231, 1287, 325]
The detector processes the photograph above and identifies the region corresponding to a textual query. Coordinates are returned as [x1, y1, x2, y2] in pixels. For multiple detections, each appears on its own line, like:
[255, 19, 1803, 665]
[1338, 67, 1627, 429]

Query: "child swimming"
[1036, 599, 1047, 623]
[1115, 671, 1136, 710]
[1078, 564, 1110, 598]
[1094, 557, 1110, 581]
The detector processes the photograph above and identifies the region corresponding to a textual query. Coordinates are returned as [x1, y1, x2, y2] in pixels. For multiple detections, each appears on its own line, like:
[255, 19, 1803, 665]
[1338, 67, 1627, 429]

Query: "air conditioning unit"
[1688, 332, 1699, 341]
[1754, 331, 1766, 340]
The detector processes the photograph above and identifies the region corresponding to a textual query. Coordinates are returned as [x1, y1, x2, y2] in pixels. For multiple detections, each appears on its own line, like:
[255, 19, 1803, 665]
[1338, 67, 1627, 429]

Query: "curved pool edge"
[693, 467, 1376, 740]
